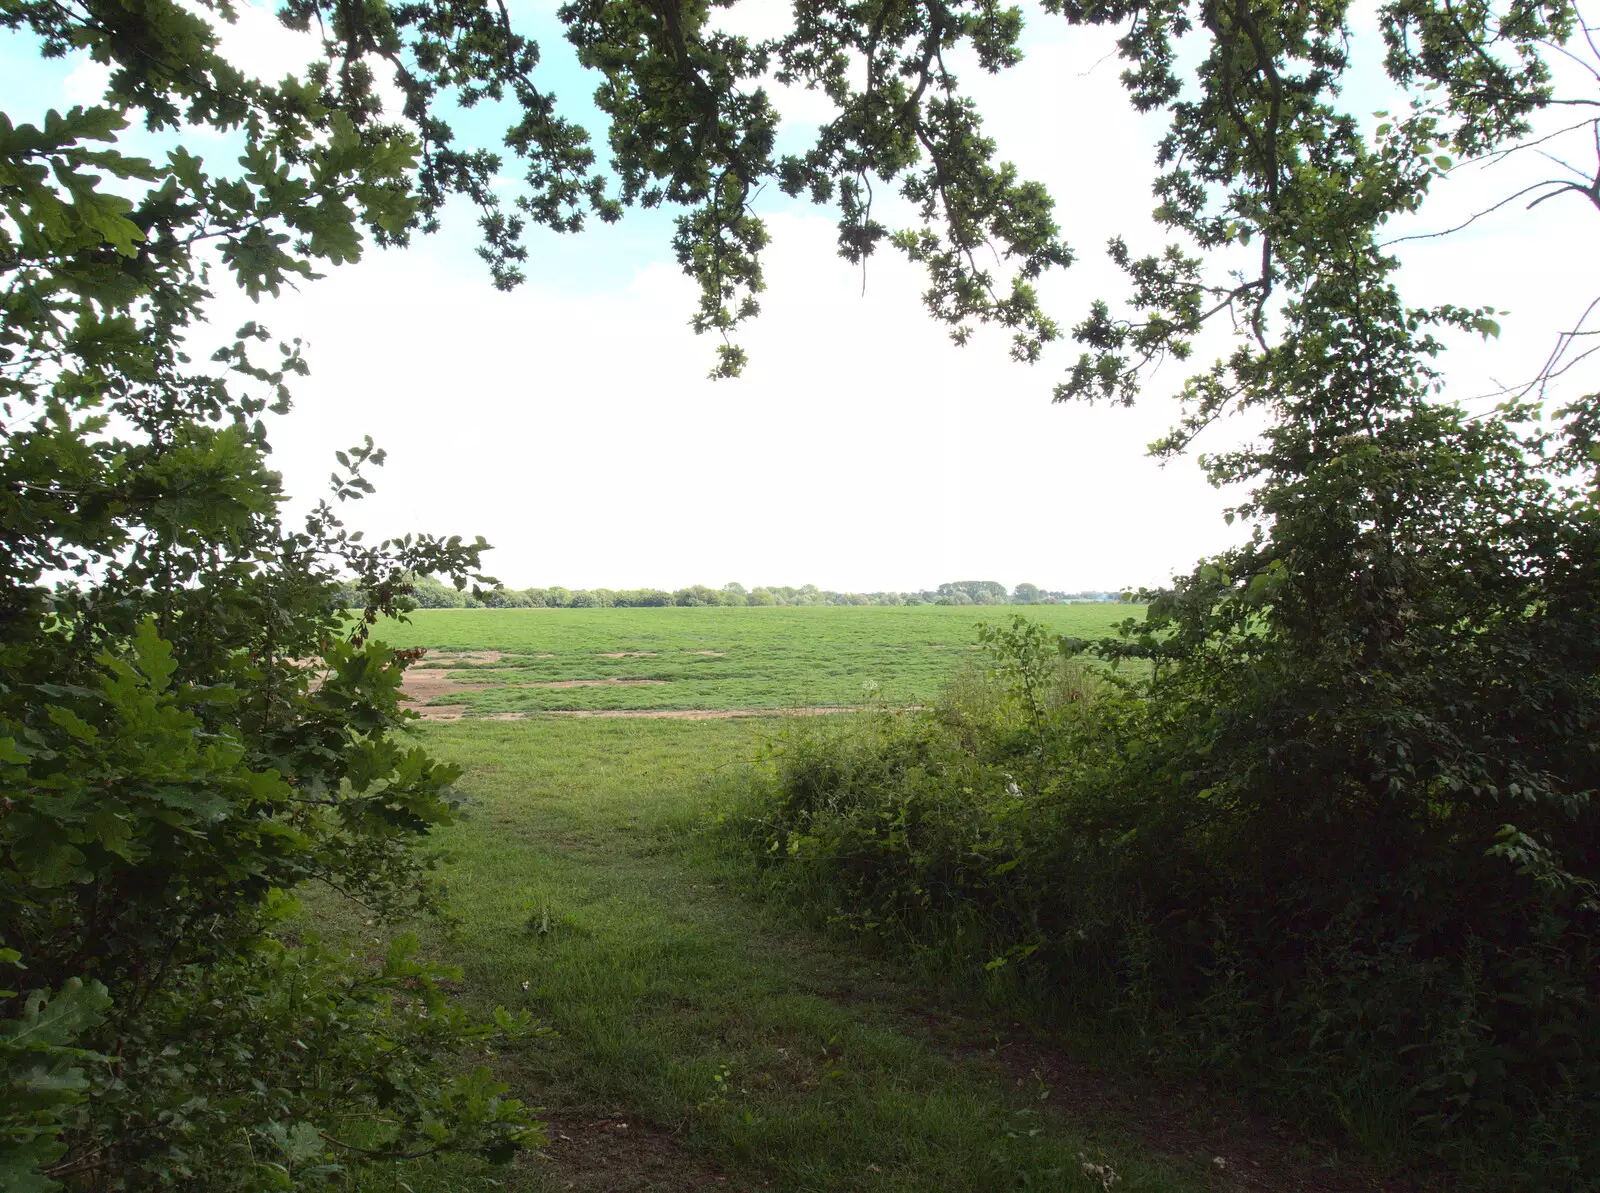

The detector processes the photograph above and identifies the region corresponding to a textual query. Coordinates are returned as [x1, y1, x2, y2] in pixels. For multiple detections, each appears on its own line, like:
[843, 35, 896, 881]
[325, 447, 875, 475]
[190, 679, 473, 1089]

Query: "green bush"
[614, 589, 675, 606]
[484, 587, 534, 608]
[673, 584, 724, 607]
[2, 525, 536, 1187]
[410, 576, 472, 608]
[717, 596, 1600, 1187]
[0, 27, 531, 1183]
[1, 967, 111, 1190]
[2, 562, 537, 1182]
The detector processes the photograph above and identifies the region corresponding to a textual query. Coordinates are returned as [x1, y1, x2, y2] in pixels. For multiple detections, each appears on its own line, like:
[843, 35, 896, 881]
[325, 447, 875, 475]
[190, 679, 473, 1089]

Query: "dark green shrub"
[0, 19, 530, 1183]
[2, 540, 536, 1185]
[719, 578, 1600, 1185]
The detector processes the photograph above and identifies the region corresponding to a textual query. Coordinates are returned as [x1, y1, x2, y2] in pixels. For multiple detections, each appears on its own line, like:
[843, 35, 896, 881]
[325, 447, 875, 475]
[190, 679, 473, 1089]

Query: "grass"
[372, 604, 1142, 714]
[320, 715, 1224, 1193]
[302, 607, 1344, 1191]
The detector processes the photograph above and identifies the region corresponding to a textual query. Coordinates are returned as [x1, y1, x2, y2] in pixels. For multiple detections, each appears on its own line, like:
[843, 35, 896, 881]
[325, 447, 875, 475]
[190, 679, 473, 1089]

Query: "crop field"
[376, 603, 1142, 717]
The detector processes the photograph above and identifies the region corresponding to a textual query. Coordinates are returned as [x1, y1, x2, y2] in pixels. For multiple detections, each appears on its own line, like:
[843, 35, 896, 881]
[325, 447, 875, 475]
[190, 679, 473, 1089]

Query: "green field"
[301, 603, 1301, 1191]
[287, 604, 1378, 1191]
[300, 604, 1312, 1189]
[378, 604, 1141, 715]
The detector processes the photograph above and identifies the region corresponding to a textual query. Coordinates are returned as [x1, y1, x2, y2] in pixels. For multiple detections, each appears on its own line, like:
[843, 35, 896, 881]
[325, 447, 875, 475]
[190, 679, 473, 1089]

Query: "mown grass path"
[356, 718, 1375, 1193]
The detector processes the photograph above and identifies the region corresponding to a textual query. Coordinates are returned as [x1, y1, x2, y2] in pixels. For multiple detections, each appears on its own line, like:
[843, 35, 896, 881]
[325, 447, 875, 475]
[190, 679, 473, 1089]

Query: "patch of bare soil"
[542, 706, 873, 720]
[527, 679, 667, 689]
[599, 651, 658, 658]
[410, 704, 468, 721]
[684, 651, 725, 656]
[420, 650, 504, 666]
[404, 693, 914, 722]
[533, 1114, 731, 1192]
[401, 669, 664, 706]
[399, 668, 483, 702]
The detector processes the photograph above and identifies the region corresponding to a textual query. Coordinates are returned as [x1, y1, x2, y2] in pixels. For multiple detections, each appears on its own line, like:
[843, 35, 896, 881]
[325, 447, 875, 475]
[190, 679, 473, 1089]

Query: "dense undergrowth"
[712, 608, 1600, 1190]
[1, 571, 540, 1190]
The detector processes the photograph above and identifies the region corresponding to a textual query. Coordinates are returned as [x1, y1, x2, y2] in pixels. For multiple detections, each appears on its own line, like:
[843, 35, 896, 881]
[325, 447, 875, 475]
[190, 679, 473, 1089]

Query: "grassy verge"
[312, 716, 1233, 1193]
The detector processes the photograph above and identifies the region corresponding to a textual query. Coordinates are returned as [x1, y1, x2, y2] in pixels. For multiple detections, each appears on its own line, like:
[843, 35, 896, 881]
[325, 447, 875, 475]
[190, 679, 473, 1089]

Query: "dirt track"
[398, 652, 869, 722]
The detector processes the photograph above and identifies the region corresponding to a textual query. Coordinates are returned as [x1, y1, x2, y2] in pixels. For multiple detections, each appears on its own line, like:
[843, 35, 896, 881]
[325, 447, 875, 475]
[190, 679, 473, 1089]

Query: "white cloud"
[62, 59, 111, 106]
[203, 0, 321, 84]
[715, 0, 812, 43]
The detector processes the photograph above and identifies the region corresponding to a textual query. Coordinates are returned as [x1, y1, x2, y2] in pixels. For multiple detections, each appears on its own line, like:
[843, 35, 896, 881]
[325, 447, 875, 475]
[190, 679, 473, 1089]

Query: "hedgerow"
[718, 566, 1600, 1187]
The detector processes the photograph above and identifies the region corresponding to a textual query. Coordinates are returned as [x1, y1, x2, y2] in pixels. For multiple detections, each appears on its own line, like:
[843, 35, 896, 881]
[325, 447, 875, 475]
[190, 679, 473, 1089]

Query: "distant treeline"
[392, 578, 1125, 610]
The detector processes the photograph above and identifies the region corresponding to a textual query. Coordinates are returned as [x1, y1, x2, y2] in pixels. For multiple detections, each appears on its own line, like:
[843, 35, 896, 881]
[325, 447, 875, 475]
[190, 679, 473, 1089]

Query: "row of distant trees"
[396, 578, 1124, 610]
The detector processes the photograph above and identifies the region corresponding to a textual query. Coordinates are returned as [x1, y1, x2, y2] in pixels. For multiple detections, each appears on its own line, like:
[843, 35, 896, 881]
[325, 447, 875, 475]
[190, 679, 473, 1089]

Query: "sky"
[3, 0, 1595, 593]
